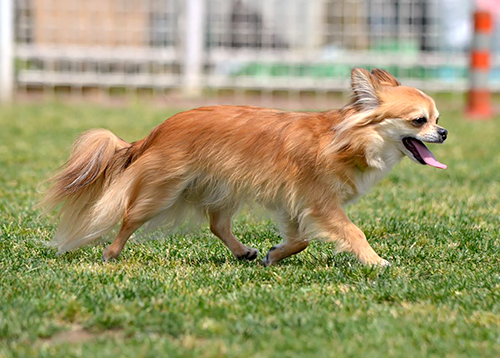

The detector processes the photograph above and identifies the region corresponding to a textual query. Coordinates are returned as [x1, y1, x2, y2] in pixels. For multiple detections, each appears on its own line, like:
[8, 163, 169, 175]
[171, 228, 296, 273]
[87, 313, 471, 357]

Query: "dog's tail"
[41, 129, 138, 253]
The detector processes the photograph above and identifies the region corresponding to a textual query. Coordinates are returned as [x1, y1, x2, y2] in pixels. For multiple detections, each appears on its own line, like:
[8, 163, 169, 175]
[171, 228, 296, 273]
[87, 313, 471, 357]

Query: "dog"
[42, 68, 447, 266]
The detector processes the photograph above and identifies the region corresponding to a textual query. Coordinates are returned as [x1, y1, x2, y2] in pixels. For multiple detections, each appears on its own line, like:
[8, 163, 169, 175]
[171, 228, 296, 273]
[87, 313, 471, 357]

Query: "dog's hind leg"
[262, 218, 309, 266]
[102, 177, 186, 261]
[102, 219, 143, 261]
[209, 210, 259, 261]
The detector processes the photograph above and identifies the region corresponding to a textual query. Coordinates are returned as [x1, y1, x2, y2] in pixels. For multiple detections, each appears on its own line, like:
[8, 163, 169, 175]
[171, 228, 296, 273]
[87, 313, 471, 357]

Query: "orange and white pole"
[466, 10, 494, 120]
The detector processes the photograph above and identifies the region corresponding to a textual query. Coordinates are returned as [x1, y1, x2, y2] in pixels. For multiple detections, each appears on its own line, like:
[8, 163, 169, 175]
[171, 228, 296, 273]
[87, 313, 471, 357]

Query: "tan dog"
[42, 68, 447, 266]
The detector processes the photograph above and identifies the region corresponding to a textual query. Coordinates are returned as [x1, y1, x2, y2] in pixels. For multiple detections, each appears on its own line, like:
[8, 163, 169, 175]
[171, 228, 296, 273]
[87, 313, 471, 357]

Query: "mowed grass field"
[1, 102, 499, 357]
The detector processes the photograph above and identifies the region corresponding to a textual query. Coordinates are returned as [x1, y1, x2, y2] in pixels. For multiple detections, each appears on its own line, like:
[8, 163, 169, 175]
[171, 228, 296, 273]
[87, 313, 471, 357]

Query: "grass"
[1, 102, 499, 357]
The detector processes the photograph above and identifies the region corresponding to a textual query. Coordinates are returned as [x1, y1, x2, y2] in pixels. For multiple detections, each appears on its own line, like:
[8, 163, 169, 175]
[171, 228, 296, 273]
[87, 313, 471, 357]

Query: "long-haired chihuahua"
[42, 68, 447, 266]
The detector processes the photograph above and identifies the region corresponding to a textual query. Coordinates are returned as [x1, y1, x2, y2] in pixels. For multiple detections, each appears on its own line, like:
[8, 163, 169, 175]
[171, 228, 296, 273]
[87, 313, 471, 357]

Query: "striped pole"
[466, 10, 494, 120]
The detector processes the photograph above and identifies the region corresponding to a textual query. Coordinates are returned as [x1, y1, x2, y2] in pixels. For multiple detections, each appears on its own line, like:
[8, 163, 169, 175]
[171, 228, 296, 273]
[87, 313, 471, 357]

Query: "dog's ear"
[371, 68, 401, 87]
[350, 68, 380, 111]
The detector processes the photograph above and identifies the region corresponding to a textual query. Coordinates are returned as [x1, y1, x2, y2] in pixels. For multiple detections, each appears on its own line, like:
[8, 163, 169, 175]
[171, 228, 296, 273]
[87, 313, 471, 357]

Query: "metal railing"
[1, 0, 499, 103]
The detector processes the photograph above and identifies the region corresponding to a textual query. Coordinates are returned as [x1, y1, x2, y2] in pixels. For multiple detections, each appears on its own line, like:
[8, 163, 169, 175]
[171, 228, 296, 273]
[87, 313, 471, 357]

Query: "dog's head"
[349, 68, 447, 169]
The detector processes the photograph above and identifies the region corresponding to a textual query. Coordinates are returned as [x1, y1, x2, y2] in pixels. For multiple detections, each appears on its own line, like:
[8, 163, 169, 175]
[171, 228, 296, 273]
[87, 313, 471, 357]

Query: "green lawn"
[1, 102, 499, 357]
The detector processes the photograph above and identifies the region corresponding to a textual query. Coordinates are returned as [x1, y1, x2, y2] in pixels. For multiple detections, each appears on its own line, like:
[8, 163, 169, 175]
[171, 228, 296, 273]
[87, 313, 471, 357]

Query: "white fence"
[1, 0, 500, 102]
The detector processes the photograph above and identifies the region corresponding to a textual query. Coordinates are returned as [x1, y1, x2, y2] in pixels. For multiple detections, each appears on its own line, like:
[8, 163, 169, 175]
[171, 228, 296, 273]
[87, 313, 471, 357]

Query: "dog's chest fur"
[348, 143, 403, 203]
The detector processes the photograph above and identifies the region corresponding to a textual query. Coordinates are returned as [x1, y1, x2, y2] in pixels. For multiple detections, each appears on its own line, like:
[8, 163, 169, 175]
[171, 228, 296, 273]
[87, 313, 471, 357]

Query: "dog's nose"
[438, 128, 448, 141]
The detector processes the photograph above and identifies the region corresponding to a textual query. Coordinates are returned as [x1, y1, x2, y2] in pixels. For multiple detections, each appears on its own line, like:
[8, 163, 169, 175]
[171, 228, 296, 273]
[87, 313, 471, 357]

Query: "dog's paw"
[102, 246, 120, 262]
[236, 248, 259, 261]
[102, 253, 112, 262]
[261, 246, 277, 267]
[262, 255, 271, 267]
[368, 258, 391, 267]
[380, 259, 391, 267]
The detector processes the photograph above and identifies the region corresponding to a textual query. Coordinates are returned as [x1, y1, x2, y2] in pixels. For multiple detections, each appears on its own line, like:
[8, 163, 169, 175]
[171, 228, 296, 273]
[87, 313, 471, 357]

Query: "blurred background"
[2, 0, 500, 109]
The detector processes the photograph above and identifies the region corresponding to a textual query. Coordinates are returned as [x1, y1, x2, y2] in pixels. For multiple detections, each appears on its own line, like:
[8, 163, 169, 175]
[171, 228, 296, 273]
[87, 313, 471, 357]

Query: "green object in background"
[231, 40, 472, 83]
[232, 61, 470, 81]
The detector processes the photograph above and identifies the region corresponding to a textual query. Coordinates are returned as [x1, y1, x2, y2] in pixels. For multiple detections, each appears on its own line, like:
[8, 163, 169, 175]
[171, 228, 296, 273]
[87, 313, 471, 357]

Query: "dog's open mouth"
[402, 138, 447, 169]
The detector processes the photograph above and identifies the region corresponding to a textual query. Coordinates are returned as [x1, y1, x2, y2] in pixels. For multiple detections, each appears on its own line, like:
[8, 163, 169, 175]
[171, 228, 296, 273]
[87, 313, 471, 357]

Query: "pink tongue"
[411, 139, 447, 169]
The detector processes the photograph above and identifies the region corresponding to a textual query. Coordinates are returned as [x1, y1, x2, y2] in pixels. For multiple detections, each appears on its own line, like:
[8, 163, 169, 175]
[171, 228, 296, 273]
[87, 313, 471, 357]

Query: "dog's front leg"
[317, 206, 390, 267]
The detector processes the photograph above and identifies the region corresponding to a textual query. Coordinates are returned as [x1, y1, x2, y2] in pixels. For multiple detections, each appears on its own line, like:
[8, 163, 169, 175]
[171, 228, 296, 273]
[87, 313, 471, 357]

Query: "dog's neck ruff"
[349, 141, 404, 203]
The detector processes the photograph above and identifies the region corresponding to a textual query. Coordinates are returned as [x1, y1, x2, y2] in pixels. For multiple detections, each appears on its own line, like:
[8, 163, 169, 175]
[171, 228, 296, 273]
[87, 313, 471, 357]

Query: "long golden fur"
[42, 68, 447, 266]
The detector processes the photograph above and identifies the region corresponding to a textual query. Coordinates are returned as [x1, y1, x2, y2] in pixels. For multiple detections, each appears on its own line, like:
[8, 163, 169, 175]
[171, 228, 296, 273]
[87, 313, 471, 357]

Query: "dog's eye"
[436, 117, 439, 124]
[413, 117, 427, 126]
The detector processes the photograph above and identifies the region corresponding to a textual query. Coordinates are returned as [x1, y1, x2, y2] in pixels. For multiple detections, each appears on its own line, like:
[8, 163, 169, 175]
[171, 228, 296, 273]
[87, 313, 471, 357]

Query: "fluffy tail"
[41, 129, 135, 253]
